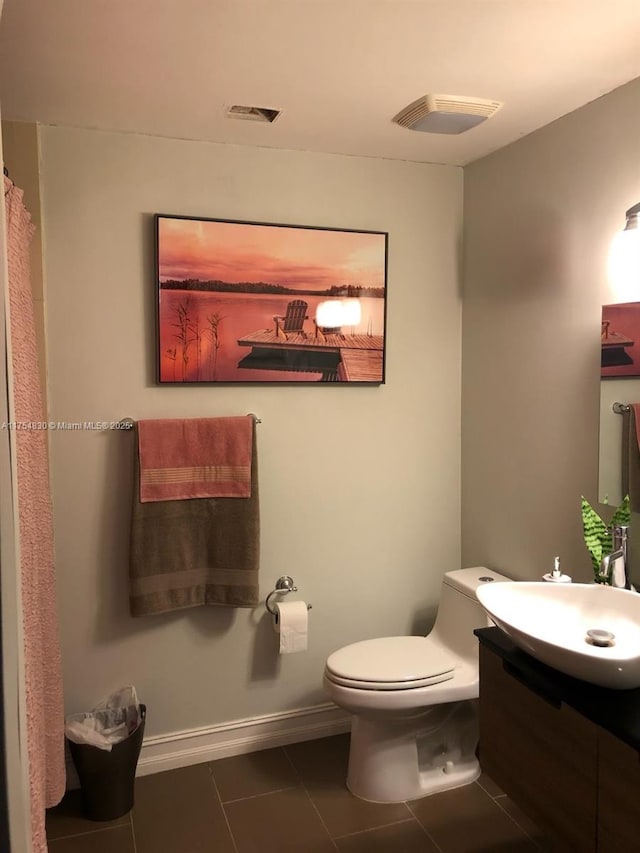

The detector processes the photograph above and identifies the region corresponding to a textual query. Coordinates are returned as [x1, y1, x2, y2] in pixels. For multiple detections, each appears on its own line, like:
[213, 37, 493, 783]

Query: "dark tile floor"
[47, 733, 549, 852]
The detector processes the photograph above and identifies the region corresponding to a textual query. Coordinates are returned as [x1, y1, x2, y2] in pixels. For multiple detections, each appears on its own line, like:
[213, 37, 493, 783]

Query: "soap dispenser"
[543, 556, 572, 584]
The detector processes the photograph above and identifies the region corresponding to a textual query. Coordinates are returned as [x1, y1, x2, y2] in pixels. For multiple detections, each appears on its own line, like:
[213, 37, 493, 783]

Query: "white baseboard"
[66, 702, 351, 788]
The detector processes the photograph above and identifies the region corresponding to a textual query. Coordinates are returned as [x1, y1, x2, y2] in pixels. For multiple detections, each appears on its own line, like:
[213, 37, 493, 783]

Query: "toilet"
[323, 567, 510, 803]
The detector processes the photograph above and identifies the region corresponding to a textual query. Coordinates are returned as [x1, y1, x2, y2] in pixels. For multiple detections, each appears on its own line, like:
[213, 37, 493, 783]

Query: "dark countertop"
[475, 626, 640, 753]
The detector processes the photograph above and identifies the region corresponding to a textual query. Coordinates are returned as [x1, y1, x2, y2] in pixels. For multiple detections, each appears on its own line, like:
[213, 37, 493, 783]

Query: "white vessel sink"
[476, 581, 640, 689]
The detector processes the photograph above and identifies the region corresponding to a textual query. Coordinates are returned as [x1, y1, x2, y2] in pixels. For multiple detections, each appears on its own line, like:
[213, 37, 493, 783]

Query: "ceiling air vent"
[393, 94, 503, 135]
[226, 105, 281, 123]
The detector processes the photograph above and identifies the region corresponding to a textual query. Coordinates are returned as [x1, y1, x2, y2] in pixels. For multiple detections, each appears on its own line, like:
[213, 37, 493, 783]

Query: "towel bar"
[265, 576, 312, 615]
[117, 414, 261, 426]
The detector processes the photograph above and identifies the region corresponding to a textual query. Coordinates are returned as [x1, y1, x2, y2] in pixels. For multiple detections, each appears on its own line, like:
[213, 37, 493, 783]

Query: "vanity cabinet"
[479, 644, 597, 852]
[597, 728, 640, 852]
[477, 630, 640, 853]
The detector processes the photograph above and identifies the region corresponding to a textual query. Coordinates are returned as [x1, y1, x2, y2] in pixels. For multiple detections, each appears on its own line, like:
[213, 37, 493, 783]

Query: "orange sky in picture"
[158, 217, 386, 291]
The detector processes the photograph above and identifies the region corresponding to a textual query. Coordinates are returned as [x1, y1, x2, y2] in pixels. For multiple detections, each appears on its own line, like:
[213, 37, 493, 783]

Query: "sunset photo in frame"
[155, 215, 388, 384]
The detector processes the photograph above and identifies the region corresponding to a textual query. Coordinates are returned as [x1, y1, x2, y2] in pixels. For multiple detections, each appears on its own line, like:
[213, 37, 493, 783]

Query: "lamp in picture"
[340, 298, 362, 333]
[315, 300, 344, 335]
[608, 202, 640, 301]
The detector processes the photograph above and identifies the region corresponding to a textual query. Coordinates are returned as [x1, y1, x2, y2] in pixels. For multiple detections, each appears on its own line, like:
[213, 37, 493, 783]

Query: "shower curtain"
[5, 175, 65, 851]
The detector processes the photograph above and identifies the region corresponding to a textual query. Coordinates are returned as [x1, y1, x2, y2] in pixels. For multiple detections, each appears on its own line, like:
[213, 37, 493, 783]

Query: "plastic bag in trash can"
[65, 686, 141, 752]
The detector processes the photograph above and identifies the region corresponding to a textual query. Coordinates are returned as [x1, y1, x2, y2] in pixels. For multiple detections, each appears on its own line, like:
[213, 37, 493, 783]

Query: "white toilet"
[323, 567, 510, 803]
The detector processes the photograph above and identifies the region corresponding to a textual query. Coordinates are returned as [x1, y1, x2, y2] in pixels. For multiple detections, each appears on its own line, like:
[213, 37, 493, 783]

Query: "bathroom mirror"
[599, 301, 640, 509]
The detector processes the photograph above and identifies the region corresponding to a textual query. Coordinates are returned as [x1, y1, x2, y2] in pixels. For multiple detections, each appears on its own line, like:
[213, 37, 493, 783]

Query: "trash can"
[67, 704, 146, 821]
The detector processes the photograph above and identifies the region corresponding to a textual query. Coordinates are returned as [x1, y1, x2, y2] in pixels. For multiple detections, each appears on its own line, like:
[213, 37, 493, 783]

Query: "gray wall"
[39, 125, 463, 736]
[34, 69, 640, 742]
[462, 76, 640, 582]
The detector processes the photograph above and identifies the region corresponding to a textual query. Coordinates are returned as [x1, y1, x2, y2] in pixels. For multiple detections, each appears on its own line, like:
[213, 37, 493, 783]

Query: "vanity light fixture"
[608, 202, 640, 300]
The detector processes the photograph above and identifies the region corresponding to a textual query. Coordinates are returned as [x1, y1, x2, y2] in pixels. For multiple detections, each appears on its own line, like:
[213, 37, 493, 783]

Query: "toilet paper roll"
[273, 601, 308, 654]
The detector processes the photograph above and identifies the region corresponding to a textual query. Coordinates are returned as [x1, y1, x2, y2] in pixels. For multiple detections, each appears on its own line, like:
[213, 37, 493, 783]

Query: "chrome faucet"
[599, 525, 630, 589]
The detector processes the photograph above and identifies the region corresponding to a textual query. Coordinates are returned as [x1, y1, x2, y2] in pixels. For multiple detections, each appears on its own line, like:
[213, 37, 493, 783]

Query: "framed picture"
[601, 302, 640, 377]
[155, 214, 388, 384]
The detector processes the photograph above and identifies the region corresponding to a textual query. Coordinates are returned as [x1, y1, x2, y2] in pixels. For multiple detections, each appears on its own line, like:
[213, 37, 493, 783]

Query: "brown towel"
[129, 420, 260, 616]
[621, 405, 640, 513]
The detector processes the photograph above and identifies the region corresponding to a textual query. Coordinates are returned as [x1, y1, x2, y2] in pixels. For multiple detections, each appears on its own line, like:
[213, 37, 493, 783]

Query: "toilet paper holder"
[265, 576, 312, 615]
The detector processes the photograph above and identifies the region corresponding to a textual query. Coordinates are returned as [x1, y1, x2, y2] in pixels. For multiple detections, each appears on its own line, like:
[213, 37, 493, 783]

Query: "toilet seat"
[325, 636, 455, 691]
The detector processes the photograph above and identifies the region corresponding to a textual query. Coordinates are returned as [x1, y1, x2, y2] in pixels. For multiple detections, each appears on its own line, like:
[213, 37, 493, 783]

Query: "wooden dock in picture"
[237, 329, 384, 382]
[337, 348, 383, 381]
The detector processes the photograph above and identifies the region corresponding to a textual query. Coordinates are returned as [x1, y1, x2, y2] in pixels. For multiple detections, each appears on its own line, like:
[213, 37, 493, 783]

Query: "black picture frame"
[155, 214, 388, 384]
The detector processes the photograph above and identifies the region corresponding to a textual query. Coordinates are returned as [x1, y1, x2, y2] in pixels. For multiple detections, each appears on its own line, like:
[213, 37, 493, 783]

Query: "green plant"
[581, 495, 630, 583]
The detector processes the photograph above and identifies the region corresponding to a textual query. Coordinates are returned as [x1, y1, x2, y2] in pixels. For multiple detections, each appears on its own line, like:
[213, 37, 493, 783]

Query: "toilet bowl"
[323, 567, 510, 803]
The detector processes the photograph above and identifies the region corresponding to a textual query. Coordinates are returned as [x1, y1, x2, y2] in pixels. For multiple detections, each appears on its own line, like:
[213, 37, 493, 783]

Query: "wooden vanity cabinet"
[597, 728, 640, 852]
[478, 644, 597, 853]
[479, 642, 640, 853]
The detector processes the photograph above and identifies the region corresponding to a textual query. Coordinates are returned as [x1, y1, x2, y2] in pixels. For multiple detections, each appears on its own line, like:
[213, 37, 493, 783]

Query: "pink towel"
[138, 416, 253, 502]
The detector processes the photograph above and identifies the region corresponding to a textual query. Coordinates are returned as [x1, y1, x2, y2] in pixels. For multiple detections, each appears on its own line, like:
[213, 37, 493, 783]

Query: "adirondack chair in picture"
[273, 299, 309, 339]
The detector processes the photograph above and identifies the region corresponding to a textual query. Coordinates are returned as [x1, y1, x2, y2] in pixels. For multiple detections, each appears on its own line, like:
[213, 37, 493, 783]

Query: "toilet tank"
[430, 567, 511, 661]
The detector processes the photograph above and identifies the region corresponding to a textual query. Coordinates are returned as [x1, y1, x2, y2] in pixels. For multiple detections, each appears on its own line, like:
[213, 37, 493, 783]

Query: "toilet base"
[346, 699, 480, 803]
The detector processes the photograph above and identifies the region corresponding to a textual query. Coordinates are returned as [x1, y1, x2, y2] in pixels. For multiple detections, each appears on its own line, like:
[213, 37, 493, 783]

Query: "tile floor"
[46, 733, 550, 852]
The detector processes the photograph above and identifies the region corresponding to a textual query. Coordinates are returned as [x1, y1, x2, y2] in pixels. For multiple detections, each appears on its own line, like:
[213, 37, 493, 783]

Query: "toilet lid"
[325, 636, 455, 690]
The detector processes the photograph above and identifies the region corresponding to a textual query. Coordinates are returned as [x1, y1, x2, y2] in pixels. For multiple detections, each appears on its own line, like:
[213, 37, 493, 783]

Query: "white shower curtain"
[5, 175, 65, 851]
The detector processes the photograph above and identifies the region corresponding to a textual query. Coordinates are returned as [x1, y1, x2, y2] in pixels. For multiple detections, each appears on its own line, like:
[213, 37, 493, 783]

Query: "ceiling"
[1, 0, 640, 167]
